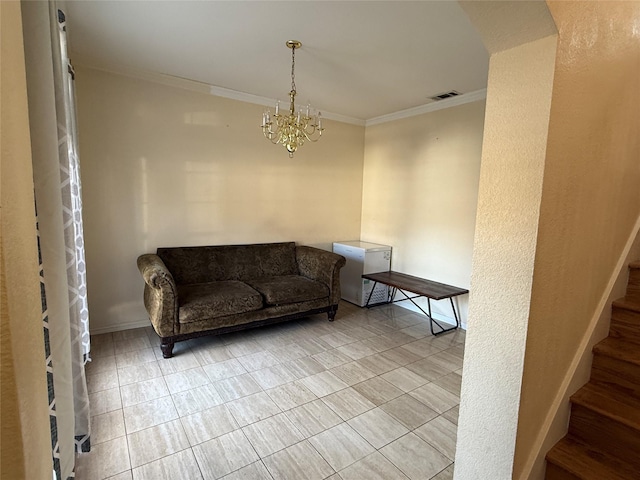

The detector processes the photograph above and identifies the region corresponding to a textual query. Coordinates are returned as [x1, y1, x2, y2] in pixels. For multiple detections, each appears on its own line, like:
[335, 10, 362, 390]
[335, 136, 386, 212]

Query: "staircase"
[545, 261, 640, 479]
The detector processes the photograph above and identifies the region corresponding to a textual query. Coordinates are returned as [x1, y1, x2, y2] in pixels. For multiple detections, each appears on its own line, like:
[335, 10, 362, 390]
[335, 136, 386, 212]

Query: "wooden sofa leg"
[328, 306, 338, 322]
[161, 341, 175, 359]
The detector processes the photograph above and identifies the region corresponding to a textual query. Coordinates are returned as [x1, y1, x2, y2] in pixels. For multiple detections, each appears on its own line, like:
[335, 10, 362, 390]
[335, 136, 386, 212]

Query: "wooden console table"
[362, 271, 468, 336]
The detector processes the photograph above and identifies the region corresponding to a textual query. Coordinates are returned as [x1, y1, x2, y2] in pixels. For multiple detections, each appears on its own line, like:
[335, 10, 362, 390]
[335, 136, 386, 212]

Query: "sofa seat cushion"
[177, 281, 263, 323]
[246, 275, 329, 306]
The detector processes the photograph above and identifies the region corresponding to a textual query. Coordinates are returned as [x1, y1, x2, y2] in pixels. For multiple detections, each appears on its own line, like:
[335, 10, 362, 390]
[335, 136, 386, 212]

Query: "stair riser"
[609, 322, 640, 345]
[545, 462, 581, 480]
[609, 306, 640, 344]
[569, 404, 640, 469]
[591, 354, 640, 398]
[628, 268, 640, 302]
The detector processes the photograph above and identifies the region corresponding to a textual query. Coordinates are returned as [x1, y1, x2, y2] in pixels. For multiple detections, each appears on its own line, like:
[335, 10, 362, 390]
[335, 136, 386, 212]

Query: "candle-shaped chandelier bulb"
[261, 40, 324, 158]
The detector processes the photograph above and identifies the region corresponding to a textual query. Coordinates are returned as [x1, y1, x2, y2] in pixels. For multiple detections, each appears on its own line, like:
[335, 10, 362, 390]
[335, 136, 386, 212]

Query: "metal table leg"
[389, 288, 458, 336]
[363, 281, 460, 336]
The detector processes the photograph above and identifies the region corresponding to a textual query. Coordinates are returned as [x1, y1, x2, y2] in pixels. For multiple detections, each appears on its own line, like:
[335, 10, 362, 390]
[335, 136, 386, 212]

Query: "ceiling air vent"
[430, 90, 461, 101]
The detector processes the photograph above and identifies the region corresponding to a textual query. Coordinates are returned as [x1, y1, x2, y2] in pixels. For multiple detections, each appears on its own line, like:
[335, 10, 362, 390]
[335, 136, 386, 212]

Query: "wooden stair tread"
[546, 436, 639, 480]
[629, 260, 640, 269]
[571, 382, 640, 430]
[593, 337, 640, 365]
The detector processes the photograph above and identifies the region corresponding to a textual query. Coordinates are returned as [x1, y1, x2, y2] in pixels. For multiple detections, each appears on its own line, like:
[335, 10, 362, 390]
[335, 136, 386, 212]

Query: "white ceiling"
[63, 1, 489, 122]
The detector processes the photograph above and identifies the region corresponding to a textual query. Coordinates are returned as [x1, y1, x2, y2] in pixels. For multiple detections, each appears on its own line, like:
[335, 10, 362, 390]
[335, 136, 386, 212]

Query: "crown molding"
[207, 85, 366, 126]
[74, 59, 366, 126]
[365, 89, 487, 127]
[74, 60, 485, 128]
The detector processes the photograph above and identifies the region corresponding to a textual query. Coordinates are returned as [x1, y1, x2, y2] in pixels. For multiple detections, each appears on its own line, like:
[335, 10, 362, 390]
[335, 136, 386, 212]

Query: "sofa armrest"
[137, 253, 179, 338]
[295, 246, 346, 306]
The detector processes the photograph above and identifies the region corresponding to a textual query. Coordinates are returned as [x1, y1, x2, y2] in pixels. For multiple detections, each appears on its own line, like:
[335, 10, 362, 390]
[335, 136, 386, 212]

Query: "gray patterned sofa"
[137, 242, 346, 358]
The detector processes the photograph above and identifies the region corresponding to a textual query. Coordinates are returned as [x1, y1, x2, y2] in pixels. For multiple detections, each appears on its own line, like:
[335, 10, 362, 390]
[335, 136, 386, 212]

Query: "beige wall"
[361, 100, 485, 325]
[0, 2, 53, 479]
[75, 67, 365, 332]
[454, 34, 557, 479]
[514, 1, 640, 477]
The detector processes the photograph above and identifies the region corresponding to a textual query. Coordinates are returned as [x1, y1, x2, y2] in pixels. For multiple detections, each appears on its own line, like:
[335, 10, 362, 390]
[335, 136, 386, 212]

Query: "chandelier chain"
[291, 45, 296, 94]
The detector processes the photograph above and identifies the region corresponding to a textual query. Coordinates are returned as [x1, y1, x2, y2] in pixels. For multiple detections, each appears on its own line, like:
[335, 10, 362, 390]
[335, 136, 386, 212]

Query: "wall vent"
[430, 90, 461, 101]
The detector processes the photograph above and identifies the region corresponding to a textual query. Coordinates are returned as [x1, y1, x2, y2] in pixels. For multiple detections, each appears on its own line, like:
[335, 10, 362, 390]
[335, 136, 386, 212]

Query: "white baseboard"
[394, 299, 467, 330]
[90, 319, 150, 336]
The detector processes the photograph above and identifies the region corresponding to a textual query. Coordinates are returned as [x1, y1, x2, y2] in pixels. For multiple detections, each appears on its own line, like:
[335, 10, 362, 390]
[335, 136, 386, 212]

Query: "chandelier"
[261, 40, 324, 157]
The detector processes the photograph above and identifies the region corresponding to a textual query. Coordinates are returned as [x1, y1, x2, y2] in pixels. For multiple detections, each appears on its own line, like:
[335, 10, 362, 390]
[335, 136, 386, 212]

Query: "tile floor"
[77, 301, 464, 480]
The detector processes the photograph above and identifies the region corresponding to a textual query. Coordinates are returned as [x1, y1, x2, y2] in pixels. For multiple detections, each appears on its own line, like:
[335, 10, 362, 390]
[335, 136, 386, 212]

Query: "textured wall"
[514, 1, 640, 477]
[75, 67, 365, 333]
[360, 100, 485, 325]
[0, 2, 52, 478]
[454, 35, 558, 479]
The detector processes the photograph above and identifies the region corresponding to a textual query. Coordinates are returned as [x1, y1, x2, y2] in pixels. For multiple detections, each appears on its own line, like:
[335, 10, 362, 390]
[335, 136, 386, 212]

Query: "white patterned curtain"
[53, 3, 92, 448]
[22, 2, 91, 479]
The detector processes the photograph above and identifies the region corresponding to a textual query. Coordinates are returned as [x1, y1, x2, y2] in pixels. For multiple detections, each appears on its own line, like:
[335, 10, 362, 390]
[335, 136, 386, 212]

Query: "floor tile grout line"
[122, 433, 133, 478]
[429, 462, 456, 480]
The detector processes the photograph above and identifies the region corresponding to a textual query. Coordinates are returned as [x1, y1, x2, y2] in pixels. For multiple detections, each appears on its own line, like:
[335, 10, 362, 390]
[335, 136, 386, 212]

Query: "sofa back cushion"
[156, 242, 298, 285]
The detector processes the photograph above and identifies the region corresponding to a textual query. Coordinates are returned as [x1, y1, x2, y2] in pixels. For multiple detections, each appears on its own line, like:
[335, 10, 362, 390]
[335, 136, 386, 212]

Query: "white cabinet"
[332, 241, 392, 307]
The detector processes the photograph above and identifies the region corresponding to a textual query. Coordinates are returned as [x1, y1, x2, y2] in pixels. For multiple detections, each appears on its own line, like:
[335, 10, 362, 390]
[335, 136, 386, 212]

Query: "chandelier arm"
[301, 127, 322, 143]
